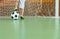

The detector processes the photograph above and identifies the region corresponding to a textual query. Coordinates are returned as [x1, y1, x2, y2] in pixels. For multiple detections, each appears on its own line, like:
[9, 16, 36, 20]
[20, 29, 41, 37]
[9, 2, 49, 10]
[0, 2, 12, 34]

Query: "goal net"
[0, 0, 59, 17]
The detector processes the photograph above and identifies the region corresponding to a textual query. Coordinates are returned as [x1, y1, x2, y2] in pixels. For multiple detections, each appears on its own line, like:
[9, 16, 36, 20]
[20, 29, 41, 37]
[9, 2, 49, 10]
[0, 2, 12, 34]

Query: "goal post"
[55, 0, 59, 18]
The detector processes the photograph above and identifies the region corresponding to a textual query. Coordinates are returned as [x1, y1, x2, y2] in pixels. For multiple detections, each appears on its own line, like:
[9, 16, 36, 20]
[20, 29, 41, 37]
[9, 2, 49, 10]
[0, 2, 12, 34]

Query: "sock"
[14, 8, 18, 11]
[15, 7, 17, 9]
[20, 15, 23, 17]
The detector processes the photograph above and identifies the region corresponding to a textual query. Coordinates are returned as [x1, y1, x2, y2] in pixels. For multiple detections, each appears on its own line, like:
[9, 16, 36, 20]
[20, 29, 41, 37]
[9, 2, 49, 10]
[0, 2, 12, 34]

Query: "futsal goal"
[0, 0, 59, 18]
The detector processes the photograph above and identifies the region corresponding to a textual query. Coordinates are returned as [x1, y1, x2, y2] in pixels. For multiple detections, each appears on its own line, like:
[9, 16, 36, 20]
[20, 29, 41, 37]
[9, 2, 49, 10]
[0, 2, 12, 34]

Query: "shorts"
[19, 0, 25, 9]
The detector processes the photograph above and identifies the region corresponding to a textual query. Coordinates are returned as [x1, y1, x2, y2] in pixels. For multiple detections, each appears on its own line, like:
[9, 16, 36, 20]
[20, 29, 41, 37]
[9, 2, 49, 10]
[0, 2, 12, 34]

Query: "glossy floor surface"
[0, 17, 60, 39]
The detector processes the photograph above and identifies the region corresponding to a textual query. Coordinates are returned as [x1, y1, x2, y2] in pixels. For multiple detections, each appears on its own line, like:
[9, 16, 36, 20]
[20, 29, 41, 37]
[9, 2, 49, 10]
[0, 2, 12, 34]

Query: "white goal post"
[55, 0, 59, 18]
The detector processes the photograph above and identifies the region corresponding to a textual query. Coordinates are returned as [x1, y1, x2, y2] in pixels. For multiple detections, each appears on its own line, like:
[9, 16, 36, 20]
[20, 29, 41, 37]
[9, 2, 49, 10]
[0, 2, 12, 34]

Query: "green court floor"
[0, 17, 60, 39]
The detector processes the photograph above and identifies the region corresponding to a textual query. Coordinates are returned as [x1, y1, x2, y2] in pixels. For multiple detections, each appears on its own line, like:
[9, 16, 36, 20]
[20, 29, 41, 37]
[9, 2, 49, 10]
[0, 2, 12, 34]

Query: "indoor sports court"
[0, 0, 60, 39]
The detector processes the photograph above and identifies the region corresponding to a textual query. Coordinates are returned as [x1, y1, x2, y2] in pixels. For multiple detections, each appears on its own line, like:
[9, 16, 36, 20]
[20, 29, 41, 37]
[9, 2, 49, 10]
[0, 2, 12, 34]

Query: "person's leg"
[15, 1, 18, 9]
[19, 0, 25, 19]
[14, 1, 18, 11]
[19, 8, 24, 19]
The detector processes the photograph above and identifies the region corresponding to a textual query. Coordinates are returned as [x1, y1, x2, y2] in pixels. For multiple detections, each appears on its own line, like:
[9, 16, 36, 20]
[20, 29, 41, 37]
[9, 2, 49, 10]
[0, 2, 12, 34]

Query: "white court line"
[54, 18, 59, 39]
[0, 16, 60, 19]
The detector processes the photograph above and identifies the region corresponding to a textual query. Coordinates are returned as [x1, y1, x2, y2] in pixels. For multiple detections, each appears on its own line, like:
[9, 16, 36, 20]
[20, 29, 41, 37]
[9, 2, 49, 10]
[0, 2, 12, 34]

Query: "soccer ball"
[11, 11, 19, 20]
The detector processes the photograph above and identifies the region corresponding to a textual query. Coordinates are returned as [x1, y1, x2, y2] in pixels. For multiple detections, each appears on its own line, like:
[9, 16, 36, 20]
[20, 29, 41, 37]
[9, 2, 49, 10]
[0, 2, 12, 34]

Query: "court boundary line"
[0, 16, 60, 18]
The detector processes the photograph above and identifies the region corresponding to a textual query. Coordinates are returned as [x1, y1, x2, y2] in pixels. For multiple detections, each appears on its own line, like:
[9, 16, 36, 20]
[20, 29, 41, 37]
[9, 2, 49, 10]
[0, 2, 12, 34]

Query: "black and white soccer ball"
[11, 11, 19, 20]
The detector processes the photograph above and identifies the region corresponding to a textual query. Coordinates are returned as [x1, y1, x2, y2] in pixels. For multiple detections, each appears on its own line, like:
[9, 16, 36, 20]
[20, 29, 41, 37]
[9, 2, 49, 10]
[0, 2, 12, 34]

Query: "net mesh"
[0, 0, 16, 16]
[24, 0, 55, 16]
